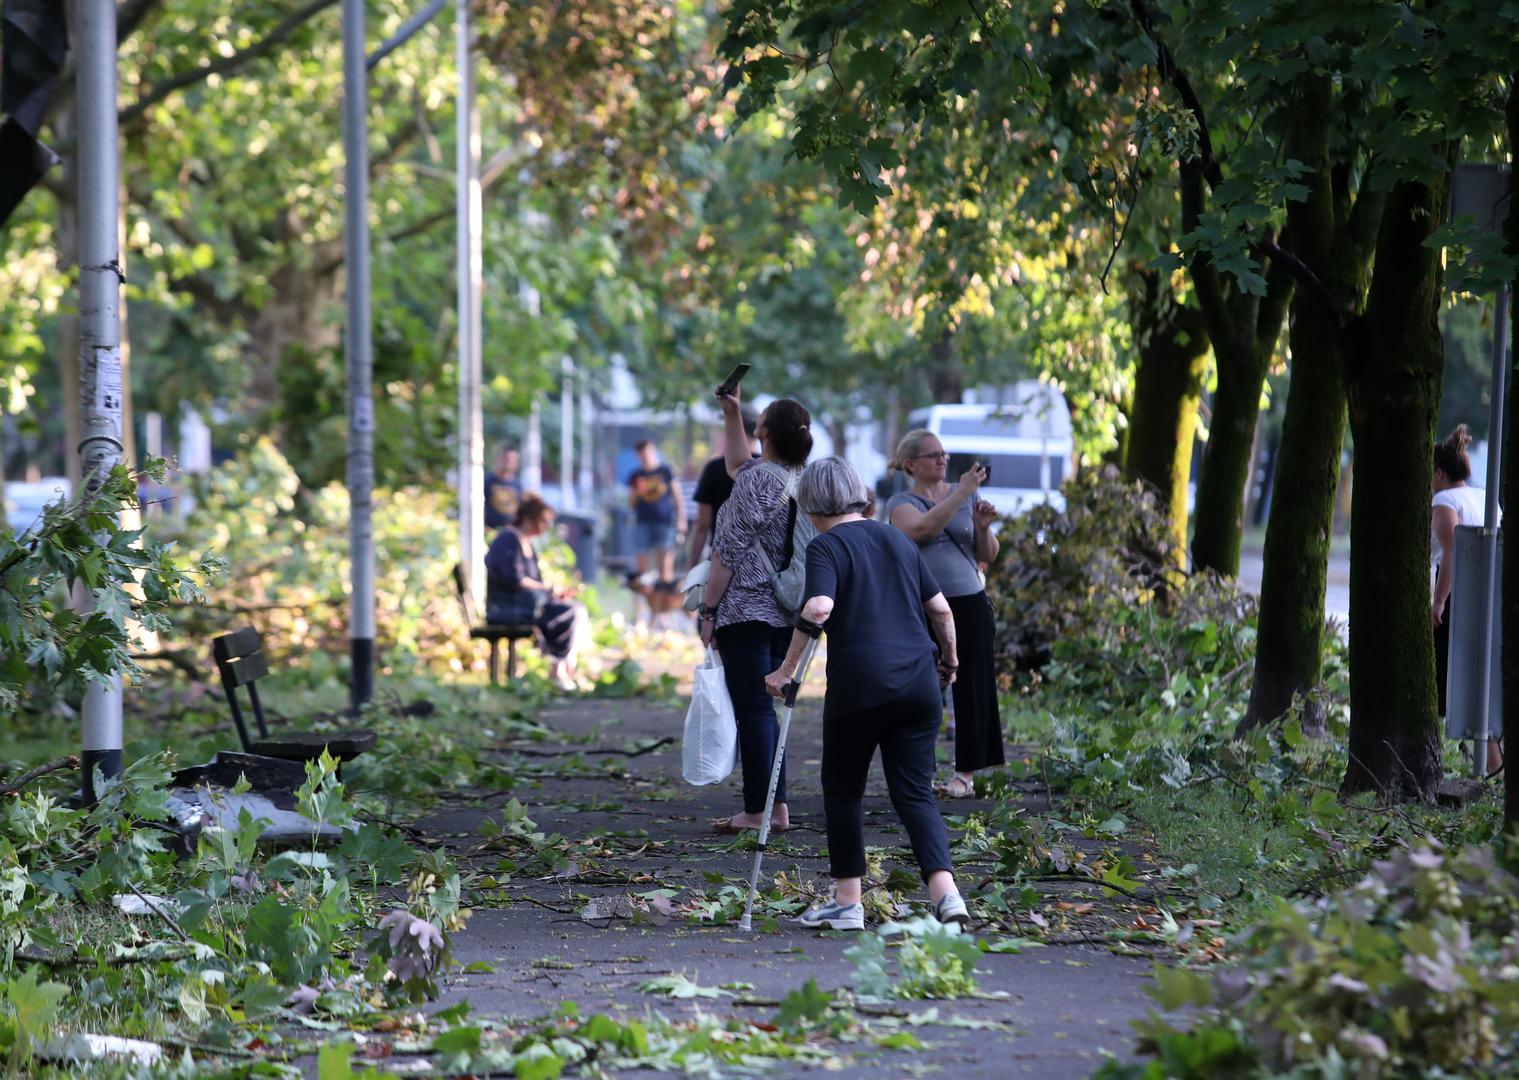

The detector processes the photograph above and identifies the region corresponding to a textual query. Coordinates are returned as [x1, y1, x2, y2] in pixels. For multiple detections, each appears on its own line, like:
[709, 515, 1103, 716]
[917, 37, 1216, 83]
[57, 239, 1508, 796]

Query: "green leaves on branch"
[1105, 842, 1519, 1079]
[0, 460, 221, 710]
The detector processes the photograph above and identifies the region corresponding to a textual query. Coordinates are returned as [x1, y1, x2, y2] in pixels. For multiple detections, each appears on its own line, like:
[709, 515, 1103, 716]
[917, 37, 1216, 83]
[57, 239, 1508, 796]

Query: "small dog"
[626, 571, 689, 630]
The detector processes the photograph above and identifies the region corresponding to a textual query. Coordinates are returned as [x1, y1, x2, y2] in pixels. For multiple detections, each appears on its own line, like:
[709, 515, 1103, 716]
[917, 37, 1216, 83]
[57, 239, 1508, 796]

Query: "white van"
[905, 382, 1073, 516]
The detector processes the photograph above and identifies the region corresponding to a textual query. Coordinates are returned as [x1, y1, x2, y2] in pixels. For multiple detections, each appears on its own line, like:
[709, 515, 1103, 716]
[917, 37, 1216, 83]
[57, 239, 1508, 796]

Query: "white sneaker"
[795, 899, 865, 931]
[933, 891, 970, 927]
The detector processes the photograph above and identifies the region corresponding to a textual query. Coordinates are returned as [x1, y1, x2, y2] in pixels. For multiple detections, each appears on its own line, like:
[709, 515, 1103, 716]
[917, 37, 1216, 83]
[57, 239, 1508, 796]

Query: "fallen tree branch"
[125, 881, 196, 945]
[1, 756, 79, 797]
[502, 736, 676, 759]
[1028, 872, 1149, 902]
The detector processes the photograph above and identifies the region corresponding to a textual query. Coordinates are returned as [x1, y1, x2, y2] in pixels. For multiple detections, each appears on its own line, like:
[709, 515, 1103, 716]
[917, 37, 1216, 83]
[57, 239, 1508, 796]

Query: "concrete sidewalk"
[404, 695, 1168, 1078]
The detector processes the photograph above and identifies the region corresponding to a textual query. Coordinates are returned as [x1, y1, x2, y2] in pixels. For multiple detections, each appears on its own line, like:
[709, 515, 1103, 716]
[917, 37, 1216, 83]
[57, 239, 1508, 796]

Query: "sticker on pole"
[93, 353, 123, 417]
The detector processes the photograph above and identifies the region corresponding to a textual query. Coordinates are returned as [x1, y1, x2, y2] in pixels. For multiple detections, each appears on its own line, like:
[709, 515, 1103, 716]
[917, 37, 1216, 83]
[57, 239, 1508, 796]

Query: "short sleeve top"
[711, 459, 799, 630]
[804, 520, 943, 718]
[484, 473, 522, 530]
[693, 456, 734, 512]
[885, 491, 984, 598]
[629, 464, 676, 524]
[1431, 485, 1497, 570]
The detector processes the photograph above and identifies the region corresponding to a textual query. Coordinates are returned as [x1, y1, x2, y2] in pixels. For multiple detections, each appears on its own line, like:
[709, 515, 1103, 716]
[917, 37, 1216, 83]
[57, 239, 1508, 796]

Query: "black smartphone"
[980, 462, 992, 482]
[715, 362, 751, 399]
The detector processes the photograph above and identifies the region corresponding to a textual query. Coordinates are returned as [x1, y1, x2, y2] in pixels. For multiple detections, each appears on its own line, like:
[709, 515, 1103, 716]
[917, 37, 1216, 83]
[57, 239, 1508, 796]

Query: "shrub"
[161, 439, 475, 671]
[1102, 840, 1519, 1079]
[988, 466, 1186, 672]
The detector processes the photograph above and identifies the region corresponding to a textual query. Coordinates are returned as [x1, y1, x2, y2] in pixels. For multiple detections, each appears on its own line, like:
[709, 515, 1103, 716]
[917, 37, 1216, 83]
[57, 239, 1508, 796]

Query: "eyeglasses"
[913, 451, 949, 462]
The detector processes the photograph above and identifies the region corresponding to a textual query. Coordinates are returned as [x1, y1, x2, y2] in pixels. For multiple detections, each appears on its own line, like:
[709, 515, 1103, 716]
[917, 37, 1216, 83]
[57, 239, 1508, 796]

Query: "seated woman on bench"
[485, 493, 585, 691]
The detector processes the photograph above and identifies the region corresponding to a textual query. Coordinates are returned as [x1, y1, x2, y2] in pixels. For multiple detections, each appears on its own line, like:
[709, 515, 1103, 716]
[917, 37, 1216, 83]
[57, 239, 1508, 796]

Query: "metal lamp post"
[343, 0, 376, 709]
[75, 0, 124, 802]
[456, 0, 485, 608]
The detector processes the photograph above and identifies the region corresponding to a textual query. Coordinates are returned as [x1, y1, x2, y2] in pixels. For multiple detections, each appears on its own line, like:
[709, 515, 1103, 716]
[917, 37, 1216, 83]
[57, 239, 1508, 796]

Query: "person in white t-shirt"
[1431, 423, 1503, 775]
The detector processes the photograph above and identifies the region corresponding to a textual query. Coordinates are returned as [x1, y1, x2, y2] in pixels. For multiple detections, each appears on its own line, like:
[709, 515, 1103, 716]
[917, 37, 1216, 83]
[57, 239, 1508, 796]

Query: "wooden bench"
[211, 628, 376, 762]
[452, 564, 536, 685]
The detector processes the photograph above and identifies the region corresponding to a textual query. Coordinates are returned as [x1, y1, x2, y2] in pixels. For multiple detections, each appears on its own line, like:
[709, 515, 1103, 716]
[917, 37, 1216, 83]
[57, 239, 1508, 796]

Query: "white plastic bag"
[683, 648, 737, 785]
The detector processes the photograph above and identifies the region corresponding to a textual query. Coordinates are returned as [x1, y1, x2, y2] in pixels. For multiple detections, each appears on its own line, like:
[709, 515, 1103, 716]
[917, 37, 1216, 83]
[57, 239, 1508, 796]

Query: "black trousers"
[821, 685, 954, 881]
[716, 620, 792, 813]
[1435, 593, 1451, 717]
[947, 591, 1005, 773]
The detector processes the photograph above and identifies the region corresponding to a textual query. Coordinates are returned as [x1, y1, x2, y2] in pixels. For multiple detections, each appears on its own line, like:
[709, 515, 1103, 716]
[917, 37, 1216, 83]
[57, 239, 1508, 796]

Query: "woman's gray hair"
[798, 456, 871, 517]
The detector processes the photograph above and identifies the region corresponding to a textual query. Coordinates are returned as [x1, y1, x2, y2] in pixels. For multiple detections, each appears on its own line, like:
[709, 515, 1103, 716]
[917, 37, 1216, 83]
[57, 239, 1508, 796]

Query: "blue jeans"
[715, 621, 792, 814]
[633, 519, 676, 555]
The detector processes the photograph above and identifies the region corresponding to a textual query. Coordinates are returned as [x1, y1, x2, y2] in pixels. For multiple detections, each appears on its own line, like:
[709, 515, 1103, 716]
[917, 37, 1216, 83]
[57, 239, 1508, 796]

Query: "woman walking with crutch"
[765, 456, 970, 931]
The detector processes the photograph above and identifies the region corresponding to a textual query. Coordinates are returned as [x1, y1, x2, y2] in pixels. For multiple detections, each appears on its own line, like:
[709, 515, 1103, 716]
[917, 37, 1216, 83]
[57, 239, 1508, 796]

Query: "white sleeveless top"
[1431, 485, 1495, 570]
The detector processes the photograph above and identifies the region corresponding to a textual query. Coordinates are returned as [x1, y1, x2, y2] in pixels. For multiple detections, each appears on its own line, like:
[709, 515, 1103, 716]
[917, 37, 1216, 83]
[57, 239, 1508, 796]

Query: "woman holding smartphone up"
[697, 378, 814, 834]
[886, 430, 1003, 798]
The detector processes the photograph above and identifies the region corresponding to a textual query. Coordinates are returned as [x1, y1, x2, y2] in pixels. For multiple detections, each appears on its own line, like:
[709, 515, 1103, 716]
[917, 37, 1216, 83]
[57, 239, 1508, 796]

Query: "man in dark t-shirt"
[484, 445, 522, 530]
[627, 439, 684, 579]
[687, 406, 759, 565]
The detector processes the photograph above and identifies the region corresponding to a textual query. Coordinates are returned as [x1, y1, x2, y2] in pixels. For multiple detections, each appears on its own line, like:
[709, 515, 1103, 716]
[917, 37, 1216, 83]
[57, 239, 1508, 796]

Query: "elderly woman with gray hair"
[764, 456, 969, 931]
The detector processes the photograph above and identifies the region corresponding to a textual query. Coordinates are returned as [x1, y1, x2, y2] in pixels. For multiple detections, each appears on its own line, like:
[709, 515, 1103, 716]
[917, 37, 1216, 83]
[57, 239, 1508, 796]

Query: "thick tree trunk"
[1245, 313, 1347, 731]
[1191, 342, 1266, 576]
[1504, 79, 1519, 830]
[928, 327, 962, 404]
[247, 213, 340, 412]
[1340, 176, 1450, 800]
[1242, 77, 1364, 733]
[1180, 157, 1294, 580]
[1125, 290, 1210, 566]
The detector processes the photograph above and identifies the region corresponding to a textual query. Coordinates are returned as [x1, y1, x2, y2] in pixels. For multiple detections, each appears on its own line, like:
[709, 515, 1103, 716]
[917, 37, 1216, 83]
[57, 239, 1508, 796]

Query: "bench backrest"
[212, 627, 270, 751]
[452, 563, 480, 626]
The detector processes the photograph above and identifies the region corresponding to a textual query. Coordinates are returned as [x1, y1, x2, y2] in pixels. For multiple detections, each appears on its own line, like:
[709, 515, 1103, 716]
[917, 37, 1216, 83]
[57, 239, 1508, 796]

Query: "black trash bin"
[557, 509, 603, 586]
[605, 505, 637, 578]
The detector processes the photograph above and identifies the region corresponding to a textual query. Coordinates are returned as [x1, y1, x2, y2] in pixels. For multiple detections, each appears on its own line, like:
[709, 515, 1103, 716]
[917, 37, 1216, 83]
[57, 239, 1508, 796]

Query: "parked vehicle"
[4, 478, 71, 535]
[906, 382, 1073, 516]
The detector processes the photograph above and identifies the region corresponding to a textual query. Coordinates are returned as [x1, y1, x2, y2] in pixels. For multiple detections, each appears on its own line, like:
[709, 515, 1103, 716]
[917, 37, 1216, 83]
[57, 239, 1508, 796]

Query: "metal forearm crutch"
[738, 634, 821, 933]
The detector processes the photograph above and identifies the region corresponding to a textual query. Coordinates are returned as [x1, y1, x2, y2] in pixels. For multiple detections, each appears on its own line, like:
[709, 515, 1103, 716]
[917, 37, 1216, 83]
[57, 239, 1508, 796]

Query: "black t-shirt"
[804, 519, 944, 718]
[484, 473, 522, 530]
[693, 456, 734, 514]
[693, 453, 760, 518]
[629, 464, 676, 524]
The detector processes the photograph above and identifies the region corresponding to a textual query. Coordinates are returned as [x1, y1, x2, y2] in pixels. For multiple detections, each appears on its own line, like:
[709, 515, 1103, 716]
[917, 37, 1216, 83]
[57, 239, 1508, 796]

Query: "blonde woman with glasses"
[886, 429, 1004, 798]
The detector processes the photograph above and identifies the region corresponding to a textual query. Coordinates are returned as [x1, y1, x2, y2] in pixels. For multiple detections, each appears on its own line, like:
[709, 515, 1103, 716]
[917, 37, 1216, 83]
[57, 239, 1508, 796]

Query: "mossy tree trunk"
[1182, 162, 1295, 579]
[1242, 76, 1383, 733]
[1340, 174, 1450, 799]
[1125, 271, 1211, 567]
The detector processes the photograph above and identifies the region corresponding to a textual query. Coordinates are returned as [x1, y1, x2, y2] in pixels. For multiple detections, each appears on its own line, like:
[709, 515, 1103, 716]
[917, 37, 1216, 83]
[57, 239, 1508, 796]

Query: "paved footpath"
[409, 695, 1164, 1078]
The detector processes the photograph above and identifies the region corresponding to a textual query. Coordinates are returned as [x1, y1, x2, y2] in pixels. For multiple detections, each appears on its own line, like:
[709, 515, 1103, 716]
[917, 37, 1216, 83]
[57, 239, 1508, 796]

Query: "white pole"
[524, 398, 543, 492]
[1475, 284, 1509, 777]
[76, 0, 124, 803]
[455, 0, 485, 608]
[578, 382, 594, 507]
[343, 0, 376, 709]
[560, 356, 574, 509]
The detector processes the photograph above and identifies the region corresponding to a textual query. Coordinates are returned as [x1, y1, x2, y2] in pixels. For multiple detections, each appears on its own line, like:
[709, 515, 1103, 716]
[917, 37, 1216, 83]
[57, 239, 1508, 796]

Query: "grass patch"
[1125, 784, 1286, 926]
